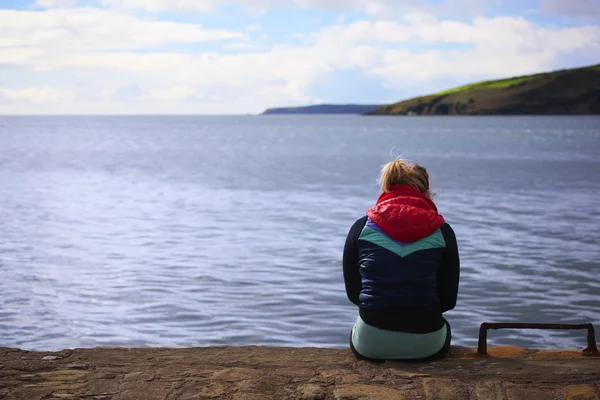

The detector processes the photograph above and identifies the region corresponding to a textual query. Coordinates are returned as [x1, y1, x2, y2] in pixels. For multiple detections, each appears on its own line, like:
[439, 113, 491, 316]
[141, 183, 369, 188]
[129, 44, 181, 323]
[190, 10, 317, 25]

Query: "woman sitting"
[343, 159, 460, 361]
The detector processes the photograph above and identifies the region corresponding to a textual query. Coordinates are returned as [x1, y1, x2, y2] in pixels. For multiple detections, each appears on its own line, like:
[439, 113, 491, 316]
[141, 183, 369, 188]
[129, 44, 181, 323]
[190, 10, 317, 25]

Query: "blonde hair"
[379, 159, 433, 197]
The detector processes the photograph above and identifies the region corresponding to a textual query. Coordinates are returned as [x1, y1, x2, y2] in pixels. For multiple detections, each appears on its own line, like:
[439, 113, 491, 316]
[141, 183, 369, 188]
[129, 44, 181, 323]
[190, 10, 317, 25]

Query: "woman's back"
[343, 159, 460, 361]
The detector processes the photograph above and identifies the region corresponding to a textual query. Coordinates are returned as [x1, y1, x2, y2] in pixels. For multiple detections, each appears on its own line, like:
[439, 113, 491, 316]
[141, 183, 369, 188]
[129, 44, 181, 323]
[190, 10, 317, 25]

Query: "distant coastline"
[261, 104, 383, 115]
[261, 64, 600, 116]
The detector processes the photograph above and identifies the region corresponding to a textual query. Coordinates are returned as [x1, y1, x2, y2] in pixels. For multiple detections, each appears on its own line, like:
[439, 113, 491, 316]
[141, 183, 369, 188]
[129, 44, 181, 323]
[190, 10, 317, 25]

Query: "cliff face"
[371, 64, 600, 115]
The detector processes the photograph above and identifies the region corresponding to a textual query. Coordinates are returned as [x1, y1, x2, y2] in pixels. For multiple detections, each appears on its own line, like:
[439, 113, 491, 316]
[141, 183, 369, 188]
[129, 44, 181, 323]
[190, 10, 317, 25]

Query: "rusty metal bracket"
[477, 322, 599, 356]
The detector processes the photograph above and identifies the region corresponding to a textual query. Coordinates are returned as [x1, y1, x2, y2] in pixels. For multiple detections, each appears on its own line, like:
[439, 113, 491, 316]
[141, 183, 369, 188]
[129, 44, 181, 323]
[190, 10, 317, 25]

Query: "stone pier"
[1, 346, 598, 399]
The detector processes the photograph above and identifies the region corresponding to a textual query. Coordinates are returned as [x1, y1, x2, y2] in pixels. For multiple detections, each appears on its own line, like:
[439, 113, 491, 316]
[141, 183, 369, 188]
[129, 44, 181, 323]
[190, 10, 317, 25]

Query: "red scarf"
[367, 184, 445, 243]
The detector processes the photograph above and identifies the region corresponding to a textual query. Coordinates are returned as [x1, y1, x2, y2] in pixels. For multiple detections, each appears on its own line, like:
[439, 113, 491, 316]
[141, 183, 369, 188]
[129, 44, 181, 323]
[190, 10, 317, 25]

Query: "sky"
[0, 0, 599, 114]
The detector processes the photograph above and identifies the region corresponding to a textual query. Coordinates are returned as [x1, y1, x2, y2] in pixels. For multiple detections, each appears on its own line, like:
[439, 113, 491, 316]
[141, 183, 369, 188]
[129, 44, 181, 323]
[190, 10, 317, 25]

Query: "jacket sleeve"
[343, 216, 367, 306]
[438, 223, 460, 313]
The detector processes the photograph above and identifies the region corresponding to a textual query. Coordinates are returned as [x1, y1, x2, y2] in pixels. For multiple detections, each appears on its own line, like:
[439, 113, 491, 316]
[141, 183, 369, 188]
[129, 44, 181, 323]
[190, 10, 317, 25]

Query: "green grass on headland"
[434, 76, 537, 95]
[370, 63, 600, 115]
[435, 64, 600, 96]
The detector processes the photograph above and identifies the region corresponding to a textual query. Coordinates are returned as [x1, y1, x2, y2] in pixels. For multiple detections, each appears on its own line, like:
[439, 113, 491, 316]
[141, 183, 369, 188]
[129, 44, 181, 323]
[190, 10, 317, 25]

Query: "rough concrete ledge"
[1, 346, 598, 400]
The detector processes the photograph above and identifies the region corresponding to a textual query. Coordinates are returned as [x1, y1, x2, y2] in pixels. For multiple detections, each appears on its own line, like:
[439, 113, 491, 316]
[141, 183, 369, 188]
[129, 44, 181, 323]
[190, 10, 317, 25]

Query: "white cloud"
[0, 86, 74, 103]
[34, 0, 500, 17]
[35, 0, 77, 7]
[313, 15, 600, 48]
[311, 15, 600, 87]
[97, 0, 217, 12]
[81, 0, 290, 13]
[223, 42, 269, 50]
[292, 0, 464, 18]
[0, 8, 245, 54]
[313, 16, 477, 44]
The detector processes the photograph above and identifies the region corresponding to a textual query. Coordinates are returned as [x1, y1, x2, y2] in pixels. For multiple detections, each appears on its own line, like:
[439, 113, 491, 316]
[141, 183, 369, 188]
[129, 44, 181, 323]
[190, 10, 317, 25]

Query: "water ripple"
[0, 115, 599, 351]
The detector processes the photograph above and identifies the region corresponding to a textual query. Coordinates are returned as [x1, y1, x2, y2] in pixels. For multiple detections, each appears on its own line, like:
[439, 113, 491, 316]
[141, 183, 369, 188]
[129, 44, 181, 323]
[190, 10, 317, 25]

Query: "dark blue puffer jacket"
[343, 185, 460, 334]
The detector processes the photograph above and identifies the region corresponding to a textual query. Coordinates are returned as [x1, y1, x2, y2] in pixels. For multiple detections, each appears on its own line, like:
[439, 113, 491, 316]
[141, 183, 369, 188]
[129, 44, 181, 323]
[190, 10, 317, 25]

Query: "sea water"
[1, 115, 598, 351]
